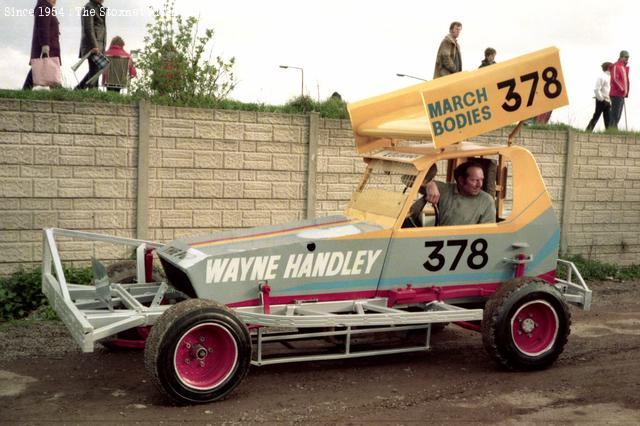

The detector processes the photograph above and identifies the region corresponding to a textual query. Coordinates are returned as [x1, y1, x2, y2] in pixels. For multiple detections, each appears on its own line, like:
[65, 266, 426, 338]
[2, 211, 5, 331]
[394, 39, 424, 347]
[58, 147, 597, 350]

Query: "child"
[479, 47, 496, 68]
[103, 36, 137, 92]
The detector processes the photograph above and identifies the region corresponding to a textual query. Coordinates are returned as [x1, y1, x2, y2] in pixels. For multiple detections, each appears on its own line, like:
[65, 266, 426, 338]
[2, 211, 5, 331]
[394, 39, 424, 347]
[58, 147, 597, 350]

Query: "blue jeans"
[609, 97, 625, 129]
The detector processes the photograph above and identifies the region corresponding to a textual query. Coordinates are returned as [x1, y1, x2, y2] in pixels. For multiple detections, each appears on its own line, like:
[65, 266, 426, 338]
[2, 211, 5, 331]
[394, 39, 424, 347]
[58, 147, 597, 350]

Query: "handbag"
[90, 52, 111, 70]
[30, 55, 62, 87]
[85, 53, 111, 86]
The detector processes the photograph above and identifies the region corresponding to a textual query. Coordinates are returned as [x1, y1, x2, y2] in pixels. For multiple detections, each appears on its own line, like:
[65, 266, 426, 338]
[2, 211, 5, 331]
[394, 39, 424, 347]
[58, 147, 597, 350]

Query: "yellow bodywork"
[348, 47, 569, 152]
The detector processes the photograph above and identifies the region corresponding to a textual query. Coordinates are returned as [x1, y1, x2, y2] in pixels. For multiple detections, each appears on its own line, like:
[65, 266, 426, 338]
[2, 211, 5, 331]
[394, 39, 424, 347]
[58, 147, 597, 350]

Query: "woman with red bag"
[23, 0, 61, 90]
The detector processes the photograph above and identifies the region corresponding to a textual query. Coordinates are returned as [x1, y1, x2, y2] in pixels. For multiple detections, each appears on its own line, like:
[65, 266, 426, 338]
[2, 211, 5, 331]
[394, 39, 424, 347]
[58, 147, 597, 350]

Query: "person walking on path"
[479, 47, 496, 68]
[609, 50, 630, 129]
[433, 21, 462, 79]
[75, 0, 107, 90]
[586, 62, 612, 131]
[23, 0, 61, 90]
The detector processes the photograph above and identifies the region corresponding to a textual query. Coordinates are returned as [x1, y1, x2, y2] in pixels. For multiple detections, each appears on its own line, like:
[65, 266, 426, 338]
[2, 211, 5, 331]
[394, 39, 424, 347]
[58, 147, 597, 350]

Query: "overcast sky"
[0, 0, 636, 131]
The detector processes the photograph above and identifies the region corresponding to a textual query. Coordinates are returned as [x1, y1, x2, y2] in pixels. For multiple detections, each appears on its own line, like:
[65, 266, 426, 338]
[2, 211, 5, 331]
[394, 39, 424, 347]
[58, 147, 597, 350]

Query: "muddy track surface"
[1, 280, 639, 425]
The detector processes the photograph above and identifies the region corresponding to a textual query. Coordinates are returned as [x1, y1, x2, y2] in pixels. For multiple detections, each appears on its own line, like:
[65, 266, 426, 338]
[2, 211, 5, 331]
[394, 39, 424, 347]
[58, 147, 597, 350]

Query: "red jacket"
[609, 59, 629, 97]
[104, 45, 137, 77]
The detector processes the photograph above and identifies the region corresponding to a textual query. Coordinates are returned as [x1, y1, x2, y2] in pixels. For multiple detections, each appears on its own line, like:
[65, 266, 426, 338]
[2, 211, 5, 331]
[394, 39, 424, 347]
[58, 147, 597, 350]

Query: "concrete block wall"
[316, 118, 366, 217]
[146, 106, 310, 241]
[1, 98, 639, 275]
[0, 99, 139, 275]
[566, 132, 640, 264]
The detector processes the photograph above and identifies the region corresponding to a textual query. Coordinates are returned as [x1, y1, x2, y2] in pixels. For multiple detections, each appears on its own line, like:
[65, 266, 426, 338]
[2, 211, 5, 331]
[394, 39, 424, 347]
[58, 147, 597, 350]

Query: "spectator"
[75, 0, 107, 90]
[609, 50, 630, 130]
[433, 21, 462, 79]
[102, 36, 137, 92]
[479, 47, 496, 68]
[586, 62, 612, 131]
[535, 111, 552, 124]
[23, 0, 60, 90]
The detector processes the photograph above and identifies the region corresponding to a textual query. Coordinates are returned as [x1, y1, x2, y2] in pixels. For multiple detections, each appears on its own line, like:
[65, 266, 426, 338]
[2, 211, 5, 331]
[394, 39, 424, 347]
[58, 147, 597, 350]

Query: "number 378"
[497, 66, 562, 112]
[423, 239, 489, 272]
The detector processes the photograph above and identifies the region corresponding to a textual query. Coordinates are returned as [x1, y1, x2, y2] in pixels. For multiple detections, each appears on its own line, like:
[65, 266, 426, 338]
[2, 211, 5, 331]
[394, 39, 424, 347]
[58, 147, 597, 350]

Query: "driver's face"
[458, 167, 484, 196]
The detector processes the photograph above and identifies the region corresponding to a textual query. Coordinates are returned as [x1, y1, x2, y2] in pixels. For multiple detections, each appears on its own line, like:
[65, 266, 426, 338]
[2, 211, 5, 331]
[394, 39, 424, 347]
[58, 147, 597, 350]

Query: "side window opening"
[404, 154, 513, 228]
[346, 160, 418, 228]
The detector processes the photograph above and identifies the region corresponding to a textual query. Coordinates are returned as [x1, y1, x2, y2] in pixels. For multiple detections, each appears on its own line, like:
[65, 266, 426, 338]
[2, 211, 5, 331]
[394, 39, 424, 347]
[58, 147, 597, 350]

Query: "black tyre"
[482, 278, 571, 370]
[100, 260, 166, 350]
[144, 299, 251, 404]
[107, 259, 164, 284]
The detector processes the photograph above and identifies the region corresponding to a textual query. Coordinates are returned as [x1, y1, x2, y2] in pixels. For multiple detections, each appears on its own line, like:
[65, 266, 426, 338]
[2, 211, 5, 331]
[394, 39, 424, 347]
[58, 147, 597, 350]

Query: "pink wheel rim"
[174, 323, 238, 390]
[510, 300, 559, 356]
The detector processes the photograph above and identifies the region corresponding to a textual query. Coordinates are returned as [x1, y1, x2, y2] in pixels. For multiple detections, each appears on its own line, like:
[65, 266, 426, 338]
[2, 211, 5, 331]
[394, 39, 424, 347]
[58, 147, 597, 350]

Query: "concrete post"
[560, 129, 576, 254]
[136, 100, 150, 239]
[306, 112, 319, 219]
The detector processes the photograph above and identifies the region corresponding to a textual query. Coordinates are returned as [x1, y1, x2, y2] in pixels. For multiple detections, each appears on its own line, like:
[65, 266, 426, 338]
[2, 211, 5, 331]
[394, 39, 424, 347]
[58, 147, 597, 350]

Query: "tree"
[133, 0, 236, 102]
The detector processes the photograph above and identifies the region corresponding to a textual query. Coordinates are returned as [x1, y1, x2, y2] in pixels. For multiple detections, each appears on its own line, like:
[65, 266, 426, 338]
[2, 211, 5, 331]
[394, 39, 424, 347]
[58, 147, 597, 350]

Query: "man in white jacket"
[586, 62, 612, 131]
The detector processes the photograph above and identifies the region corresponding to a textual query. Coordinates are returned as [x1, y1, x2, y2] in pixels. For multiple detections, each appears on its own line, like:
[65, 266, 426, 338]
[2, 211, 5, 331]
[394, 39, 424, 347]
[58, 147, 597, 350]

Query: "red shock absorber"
[145, 248, 154, 282]
[515, 253, 527, 278]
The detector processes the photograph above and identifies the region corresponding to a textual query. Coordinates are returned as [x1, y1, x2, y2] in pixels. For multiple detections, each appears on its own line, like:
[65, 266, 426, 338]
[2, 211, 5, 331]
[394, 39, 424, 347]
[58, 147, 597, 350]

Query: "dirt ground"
[1, 279, 639, 425]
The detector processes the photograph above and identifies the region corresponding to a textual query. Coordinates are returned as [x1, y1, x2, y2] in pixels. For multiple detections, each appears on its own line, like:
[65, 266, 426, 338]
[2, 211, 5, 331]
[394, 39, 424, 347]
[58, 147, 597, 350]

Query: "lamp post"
[396, 73, 427, 82]
[280, 65, 304, 98]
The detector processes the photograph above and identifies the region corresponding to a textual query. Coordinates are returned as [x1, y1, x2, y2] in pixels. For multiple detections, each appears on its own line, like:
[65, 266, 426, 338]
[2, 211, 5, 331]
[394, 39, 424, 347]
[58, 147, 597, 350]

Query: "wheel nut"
[199, 361, 205, 367]
[208, 347, 213, 353]
[185, 358, 191, 365]
[185, 342, 191, 349]
[199, 336, 205, 342]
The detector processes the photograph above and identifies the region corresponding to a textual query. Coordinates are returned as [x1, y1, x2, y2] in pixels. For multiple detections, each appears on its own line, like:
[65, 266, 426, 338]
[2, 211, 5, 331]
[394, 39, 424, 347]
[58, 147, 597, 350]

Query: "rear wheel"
[144, 299, 251, 404]
[482, 278, 570, 370]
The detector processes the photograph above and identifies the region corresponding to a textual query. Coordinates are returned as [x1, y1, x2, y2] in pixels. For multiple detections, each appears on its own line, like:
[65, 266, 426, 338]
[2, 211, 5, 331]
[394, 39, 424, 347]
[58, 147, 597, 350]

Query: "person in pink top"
[609, 50, 630, 129]
[103, 35, 137, 92]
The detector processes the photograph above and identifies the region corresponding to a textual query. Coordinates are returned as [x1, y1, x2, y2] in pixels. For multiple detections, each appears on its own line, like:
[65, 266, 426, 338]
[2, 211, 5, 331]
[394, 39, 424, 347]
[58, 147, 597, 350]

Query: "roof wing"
[348, 47, 569, 153]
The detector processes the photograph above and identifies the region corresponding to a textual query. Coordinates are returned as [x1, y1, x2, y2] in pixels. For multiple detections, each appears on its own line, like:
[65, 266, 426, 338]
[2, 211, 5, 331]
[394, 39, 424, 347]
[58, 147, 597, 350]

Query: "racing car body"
[42, 47, 591, 405]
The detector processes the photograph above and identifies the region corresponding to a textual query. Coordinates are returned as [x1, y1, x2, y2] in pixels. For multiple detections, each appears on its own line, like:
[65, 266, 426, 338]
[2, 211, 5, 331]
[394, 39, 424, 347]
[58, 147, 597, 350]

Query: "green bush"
[562, 255, 640, 281]
[0, 266, 92, 321]
[132, 0, 235, 103]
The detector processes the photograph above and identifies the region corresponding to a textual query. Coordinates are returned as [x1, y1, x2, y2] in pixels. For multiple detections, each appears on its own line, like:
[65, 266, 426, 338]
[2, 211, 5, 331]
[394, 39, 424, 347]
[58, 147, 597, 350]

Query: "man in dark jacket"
[23, 0, 61, 90]
[433, 21, 462, 79]
[75, 0, 107, 90]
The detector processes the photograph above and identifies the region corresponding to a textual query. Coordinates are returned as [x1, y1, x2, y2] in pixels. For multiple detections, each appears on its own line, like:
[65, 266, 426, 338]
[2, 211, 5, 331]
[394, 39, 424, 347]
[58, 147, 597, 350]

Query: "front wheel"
[144, 299, 251, 404]
[482, 278, 571, 370]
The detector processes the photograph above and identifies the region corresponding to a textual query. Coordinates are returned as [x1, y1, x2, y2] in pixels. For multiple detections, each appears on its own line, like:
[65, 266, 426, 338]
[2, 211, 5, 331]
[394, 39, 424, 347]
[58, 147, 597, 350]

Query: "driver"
[420, 161, 496, 226]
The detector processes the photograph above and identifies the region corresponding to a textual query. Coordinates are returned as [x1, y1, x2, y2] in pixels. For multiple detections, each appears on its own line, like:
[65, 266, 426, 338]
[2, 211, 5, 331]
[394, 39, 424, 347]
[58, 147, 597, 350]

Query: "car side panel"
[179, 232, 392, 306]
[379, 207, 560, 295]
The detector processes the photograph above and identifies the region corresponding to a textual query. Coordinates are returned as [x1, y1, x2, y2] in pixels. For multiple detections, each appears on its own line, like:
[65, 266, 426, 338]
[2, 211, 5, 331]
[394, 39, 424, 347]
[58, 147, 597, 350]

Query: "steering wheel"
[404, 197, 439, 228]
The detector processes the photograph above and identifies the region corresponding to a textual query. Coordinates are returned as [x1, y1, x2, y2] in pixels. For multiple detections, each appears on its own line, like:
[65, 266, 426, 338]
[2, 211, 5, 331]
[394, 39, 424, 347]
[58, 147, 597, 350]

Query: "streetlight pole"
[280, 65, 304, 98]
[396, 73, 427, 82]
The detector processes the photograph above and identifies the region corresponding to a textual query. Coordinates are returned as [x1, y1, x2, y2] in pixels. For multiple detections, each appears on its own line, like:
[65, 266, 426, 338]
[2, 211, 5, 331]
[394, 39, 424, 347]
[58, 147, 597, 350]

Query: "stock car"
[42, 47, 591, 404]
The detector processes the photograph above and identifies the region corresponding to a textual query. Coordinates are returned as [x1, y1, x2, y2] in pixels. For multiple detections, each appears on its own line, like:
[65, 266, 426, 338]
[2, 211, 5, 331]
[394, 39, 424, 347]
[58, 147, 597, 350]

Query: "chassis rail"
[42, 228, 171, 352]
[555, 259, 592, 310]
